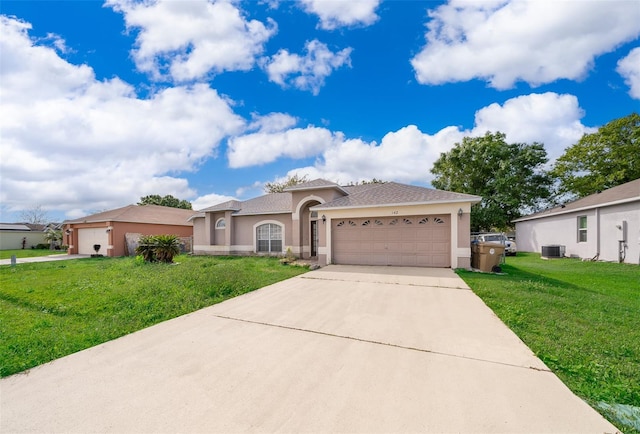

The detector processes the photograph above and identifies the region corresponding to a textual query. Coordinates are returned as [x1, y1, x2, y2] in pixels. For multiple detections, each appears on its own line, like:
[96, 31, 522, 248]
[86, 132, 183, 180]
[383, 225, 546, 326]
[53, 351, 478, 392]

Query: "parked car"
[471, 233, 517, 256]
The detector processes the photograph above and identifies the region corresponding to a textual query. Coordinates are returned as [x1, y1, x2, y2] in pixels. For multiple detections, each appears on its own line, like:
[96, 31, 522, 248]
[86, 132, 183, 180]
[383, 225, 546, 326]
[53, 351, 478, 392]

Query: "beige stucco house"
[192, 179, 481, 268]
[0, 223, 48, 250]
[514, 178, 639, 264]
[64, 205, 194, 257]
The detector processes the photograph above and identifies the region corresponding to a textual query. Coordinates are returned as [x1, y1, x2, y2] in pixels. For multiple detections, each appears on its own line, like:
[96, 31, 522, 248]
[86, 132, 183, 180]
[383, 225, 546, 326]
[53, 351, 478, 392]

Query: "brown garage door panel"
[332, 215, 451, 267]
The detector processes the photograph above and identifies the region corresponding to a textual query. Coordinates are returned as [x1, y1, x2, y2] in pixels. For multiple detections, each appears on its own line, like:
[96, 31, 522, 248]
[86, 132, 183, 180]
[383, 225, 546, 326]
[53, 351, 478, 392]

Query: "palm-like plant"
[136, 235, 157, 262]
[44, 229, 62, 250]
[153, 234, 181, 263]
[136, 234, 181, 263]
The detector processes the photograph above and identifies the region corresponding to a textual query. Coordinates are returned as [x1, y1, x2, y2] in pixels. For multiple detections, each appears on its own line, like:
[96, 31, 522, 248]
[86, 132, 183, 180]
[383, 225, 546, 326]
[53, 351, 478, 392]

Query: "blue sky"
[1, 0, 639, 223]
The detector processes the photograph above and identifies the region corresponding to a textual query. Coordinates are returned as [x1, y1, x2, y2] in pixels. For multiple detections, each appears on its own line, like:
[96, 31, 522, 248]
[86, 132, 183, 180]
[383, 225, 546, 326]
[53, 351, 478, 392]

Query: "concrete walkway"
[0, 265, 618, 433]
[0, 253, 90, 266]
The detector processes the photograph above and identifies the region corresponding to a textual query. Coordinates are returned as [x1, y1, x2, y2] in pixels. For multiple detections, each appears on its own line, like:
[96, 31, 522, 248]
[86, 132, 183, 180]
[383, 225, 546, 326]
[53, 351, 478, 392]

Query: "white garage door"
[77, 228, 109, 255]
[332, 215, 451, 267]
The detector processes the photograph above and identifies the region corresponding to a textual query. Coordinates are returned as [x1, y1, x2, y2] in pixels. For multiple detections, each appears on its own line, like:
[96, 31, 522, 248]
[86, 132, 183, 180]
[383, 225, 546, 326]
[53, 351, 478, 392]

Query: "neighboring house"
[64, 205, 194, 257]
[192, 179, 481, 268]
[514, 178, 640, 264]
[0, 223, 47, 250]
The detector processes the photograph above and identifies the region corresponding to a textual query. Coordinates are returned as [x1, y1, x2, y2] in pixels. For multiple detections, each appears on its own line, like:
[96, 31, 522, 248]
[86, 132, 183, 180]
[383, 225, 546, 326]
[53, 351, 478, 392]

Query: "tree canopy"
[264, 174, 309, 193]
[138, 195, 192, 210]
[431, 131, 551, 232]
[551, 112, 640, 198]
[19, 205, 50, 225]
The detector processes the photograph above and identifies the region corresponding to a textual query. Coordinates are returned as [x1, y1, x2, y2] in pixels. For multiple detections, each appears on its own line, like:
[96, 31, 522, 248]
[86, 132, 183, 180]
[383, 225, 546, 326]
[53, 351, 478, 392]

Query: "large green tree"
[551, 112, 640, 198]
[431, 132, 551, 232]
[138, 194, 192, 210]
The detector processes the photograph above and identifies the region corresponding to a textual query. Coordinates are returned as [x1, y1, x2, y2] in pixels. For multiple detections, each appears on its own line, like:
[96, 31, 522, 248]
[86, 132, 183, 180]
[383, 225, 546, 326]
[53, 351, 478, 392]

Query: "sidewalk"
[0, 254, 91, 266]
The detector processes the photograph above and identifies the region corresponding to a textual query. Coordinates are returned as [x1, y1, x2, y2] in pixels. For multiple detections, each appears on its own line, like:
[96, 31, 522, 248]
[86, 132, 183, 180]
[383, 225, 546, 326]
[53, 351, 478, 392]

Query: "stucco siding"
[516, 201, 639, 263]
[232, 214, 292, 252]
[193, 218, 206, 245]
[0, 231, 46, 250]
[599, 202, 639, 264]
[68, 222, 192, 257]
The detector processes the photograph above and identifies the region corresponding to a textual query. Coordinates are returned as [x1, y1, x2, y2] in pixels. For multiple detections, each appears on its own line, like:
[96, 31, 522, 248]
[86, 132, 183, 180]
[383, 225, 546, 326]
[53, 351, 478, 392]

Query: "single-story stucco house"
[514, 178, 640, 264]
[0, 223, 48, 250]
[63, 205, 194, 257]
[192, 179, 481, 268]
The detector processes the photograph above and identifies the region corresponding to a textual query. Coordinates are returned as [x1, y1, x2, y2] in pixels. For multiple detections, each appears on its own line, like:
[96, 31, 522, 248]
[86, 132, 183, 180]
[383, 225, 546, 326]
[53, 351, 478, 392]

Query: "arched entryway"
[297, 199, 322, 259]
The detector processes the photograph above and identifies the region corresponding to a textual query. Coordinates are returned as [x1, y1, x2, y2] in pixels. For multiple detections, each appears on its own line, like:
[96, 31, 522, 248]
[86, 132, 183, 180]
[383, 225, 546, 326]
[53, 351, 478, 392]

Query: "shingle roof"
[314, 182, 481, 210]
[200, 200, 242, 213]
[196, 179, 481, 217]
[514, 178, 640, 222]
[64, 205, 194, 226]
[283, 178, 347, 194]
[234, 193, 292, 215]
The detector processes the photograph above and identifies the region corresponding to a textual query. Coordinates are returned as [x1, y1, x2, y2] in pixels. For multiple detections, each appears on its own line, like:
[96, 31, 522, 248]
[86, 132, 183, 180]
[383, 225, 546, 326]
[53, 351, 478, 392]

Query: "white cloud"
[0, 15, 244, 219]
[191, 192, 237, 211]
[227, 125, 337, 168]
[411, 1, 640, 89]
[298, 0, 380, 30]
[263, 39, 352, 95]
[617, 47, 640, 100]
[247, 112, 298, 133]
[106, 0, 276, 81]
[471, 92, 595, 160]
[271, 93, 592, 185]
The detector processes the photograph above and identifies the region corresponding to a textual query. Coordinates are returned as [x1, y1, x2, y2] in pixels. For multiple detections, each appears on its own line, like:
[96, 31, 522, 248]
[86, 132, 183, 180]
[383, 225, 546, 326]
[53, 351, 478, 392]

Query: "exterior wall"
[193, 218, 207, 245]
[0, 231, 46, 250]
[599, 202, 639, 264]
[515, 200, 639, 264]
[456, 212, 472, 269]
[193, 213, 293, 256]
[320, 202, 473, 268]
[67, 222, 193, 257]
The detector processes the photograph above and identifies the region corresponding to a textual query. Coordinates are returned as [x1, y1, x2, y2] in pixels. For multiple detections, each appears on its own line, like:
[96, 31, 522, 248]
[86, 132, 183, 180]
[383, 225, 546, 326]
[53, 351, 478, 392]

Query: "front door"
[311, 220, 318, 257]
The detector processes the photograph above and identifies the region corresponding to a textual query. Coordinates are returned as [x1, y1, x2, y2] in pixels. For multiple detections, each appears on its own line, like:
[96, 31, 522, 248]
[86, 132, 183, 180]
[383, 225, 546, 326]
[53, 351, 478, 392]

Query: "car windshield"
[484, 235, 505, 242]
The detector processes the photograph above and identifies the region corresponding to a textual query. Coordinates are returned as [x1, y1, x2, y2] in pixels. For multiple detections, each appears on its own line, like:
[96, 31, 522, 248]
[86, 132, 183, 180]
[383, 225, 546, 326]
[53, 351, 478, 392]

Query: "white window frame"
[253, 221, 284, 253]
[577, 215, 587, 242]
[215, 218, 226, 229]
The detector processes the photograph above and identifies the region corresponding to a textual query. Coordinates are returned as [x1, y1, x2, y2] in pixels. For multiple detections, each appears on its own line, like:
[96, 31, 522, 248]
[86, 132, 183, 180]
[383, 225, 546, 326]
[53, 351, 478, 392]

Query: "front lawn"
[0, 249, 67, 260]
[0, 255, 308, 377]
[458, 253, 640, 433]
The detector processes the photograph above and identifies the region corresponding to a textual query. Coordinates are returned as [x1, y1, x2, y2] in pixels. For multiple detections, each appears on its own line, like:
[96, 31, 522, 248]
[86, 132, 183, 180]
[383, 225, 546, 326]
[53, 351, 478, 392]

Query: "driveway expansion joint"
[299, 275, 471, 291]
[211, 313, 551, 373]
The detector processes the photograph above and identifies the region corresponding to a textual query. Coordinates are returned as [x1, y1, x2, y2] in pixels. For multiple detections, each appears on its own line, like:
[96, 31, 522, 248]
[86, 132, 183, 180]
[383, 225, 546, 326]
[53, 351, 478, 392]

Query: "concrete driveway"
[1, 265, 617, 433]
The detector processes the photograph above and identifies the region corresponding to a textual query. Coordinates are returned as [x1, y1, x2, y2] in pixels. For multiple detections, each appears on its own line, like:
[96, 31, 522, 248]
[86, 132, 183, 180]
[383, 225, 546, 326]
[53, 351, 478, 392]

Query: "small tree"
[20, 205, 50, 225]
[44, 228, 62, 250]
[264, 174, 309, 193]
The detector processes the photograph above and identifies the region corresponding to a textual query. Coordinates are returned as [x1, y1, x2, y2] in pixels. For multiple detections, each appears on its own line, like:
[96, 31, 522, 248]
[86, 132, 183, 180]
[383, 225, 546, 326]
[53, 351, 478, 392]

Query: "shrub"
[135, 234, 180, 263]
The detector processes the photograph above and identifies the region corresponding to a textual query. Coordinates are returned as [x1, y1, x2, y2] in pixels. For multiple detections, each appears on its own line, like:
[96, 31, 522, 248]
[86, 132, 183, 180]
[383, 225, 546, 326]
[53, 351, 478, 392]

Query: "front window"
[577, 216, 587, 242]
[215, 218, 226, 229]
[257, 223, 282, 253]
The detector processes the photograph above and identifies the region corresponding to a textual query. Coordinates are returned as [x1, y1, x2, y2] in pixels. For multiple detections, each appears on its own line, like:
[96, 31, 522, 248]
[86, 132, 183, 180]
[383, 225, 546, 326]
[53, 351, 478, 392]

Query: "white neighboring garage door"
[332, 215, 450, 267]
[77, 228, 109, 255]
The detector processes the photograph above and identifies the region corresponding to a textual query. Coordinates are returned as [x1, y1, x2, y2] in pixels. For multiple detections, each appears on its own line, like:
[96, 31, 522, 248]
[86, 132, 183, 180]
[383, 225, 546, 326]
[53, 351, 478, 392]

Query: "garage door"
[77, 228, 109, 255]
[332, 215, 450, 267]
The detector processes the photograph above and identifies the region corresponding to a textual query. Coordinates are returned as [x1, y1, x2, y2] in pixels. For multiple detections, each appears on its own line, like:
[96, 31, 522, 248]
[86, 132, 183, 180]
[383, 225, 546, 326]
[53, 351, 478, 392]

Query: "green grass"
[0, 255, 308, 377]
[458, 253, 640, 433]
[0, 249, 67, 259]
